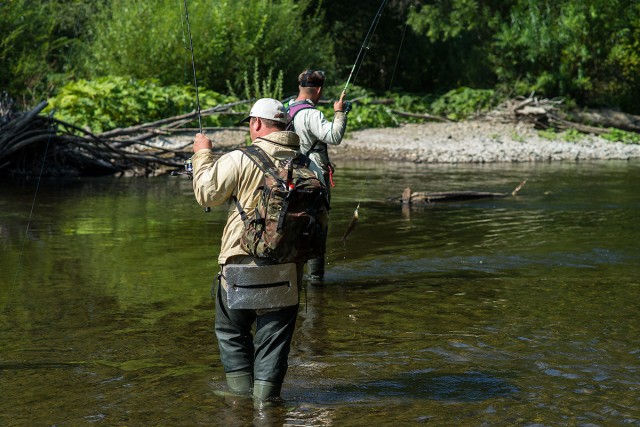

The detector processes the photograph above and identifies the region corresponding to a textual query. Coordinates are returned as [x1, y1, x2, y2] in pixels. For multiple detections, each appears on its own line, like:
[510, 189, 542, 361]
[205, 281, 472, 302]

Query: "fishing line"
[338, 0, 390, 250]
[12, 115, 55, 287]
[342, 0, 390, 95]
[387, 12, 409, 91]
[177, 0, 189, 84]
[181, 0, 203, 133]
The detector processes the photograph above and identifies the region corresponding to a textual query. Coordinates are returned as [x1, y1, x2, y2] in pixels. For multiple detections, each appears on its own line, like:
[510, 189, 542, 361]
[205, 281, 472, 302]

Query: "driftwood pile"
[0, 100, 249, 177]
[488, 93, 640, 134]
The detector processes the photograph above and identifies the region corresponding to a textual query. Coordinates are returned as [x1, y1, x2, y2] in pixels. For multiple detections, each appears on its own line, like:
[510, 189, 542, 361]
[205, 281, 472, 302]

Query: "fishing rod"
[182, 0, 203, 134]
[173, 0, 210, 212]
[342, 0, 390, 96]
[172, 0, 201, 180]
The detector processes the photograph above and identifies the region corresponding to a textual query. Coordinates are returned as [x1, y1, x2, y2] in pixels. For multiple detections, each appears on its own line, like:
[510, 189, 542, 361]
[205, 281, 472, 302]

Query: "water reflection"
[333, 371, 518, 401]
[1, 160, 640, 425]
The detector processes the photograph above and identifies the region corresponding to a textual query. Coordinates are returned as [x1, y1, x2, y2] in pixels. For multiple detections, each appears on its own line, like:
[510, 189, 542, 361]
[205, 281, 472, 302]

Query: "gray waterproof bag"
[222, 263, 298, 309]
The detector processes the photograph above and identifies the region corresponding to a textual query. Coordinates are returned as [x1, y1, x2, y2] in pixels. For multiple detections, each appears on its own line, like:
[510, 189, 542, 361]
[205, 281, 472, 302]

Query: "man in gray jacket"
[287, 70, 348, 284]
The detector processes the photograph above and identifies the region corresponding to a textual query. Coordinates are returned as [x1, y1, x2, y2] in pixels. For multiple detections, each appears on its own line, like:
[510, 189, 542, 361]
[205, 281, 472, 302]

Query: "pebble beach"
[156, 119, 640, 163]
[331, 119, 640, 163]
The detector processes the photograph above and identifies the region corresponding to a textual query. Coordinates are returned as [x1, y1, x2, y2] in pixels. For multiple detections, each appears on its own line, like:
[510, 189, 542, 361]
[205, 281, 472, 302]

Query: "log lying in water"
[391, 181, 526, 205]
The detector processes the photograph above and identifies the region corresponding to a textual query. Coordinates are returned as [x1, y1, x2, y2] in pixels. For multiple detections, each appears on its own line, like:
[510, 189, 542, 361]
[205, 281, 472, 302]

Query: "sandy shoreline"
[154, 119, 640, 163]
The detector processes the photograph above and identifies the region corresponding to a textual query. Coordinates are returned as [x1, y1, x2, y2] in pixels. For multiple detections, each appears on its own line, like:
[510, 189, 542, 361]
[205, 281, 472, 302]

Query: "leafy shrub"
[46, 76, 235, 133]
[602, 128, 640, 145]
[562, 128, 583, 142]
[79, 0, 334, 96]
[0, 0, 96, 107]
[429, 87, 497, 120]
[227, 59, 284, 101]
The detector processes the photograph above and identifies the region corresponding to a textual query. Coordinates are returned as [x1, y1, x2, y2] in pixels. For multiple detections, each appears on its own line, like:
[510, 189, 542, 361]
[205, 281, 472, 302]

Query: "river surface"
[1, 160, 639, 426]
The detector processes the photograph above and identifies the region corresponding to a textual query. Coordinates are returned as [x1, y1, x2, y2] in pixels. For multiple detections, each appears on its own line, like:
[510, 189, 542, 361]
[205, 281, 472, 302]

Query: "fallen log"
[391, 110, 452, 122]
[0, 99, 252, 177]
[490, 93, 640, 137]
[563, 108, 640, 133]
[391, 181, 526, 205]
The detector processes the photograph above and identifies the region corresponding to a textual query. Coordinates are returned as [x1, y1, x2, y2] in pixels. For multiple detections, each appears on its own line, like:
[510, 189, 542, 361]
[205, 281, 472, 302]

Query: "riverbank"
[155, 118, 640, 163]
[331, 119, 640, 163]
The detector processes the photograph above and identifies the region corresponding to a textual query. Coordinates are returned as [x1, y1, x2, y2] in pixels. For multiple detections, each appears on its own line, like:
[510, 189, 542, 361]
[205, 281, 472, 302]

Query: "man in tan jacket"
[191, 98, 322, 403]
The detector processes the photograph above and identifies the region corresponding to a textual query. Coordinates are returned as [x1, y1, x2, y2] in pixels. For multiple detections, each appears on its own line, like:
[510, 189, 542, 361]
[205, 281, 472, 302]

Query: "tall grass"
[79, 0, 334, 95]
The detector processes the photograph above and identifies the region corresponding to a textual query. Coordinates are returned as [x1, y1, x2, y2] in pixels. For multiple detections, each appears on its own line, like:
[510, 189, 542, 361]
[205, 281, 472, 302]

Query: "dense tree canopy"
[1, 0, 639, 113]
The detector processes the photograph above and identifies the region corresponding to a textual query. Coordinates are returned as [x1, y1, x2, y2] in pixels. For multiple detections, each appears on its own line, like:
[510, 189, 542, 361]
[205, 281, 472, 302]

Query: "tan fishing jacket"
[191, 130, 323, 265]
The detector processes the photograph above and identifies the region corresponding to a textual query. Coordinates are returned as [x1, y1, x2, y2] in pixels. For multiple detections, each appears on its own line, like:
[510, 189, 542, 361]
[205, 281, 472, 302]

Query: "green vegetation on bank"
[45, 75, 502, 133]
[47, 77, 236, 133]
[2, 0, 640, 139]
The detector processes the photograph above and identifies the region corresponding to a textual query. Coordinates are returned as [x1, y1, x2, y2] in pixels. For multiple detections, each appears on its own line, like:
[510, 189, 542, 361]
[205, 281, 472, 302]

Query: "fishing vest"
[286, 100, 323, 157]
[286, 99, 316, 132]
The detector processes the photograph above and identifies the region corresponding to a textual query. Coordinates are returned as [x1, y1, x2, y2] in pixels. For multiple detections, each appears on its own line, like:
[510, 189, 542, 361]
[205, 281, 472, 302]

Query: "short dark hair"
[251, 117, 287, 130]
[298, 70, 325, 88]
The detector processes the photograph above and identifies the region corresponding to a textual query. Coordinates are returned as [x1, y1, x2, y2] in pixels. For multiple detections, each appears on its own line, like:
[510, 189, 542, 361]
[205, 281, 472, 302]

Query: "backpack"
[232, 145, 329, 264]
[286, 100, 318, 155]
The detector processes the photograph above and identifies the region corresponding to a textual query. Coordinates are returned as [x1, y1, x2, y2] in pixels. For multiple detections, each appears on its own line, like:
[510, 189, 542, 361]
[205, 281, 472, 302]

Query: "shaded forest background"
[2, 0, 640, 118]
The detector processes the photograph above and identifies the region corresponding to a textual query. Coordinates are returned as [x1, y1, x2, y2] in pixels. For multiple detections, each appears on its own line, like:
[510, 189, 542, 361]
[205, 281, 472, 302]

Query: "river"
[1, 159, 639, 426]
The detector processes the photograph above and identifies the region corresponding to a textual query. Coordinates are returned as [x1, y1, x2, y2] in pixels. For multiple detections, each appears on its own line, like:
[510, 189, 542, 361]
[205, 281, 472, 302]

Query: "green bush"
[0, 0, 95, 107]
[79, 0, 334, 95]
[430, 87, 497, 120]
[602, 128, 640, 145]
[46, 76, 235, 133]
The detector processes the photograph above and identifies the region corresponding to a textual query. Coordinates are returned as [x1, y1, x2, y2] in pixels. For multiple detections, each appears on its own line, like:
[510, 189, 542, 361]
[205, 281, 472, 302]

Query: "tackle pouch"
[222, 263, 298, 310]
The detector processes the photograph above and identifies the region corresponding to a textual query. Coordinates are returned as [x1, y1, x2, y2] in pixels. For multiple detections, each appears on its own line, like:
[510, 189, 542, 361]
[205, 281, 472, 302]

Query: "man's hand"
[193, 133, 213, 153]
[333, 91, 346, 112]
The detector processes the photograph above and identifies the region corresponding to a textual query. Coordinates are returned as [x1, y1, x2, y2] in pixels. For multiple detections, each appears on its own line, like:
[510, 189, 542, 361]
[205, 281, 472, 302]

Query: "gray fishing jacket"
[290, 100, 347, 172]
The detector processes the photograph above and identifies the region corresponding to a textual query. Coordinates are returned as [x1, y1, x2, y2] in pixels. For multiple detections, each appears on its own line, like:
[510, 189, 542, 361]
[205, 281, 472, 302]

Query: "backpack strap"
[238, 145, 279, 179]
[286, 100, 315, 132]
[233, 145, 295, 230]
[232, 146, 273, 225]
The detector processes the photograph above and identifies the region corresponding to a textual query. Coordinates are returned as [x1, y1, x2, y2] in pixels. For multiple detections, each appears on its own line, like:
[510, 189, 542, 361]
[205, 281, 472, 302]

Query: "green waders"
[215, 283, 298, 400]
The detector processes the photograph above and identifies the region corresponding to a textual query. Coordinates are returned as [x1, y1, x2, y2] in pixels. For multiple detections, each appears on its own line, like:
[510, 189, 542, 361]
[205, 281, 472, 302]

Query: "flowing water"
[1, 160, 639, 426]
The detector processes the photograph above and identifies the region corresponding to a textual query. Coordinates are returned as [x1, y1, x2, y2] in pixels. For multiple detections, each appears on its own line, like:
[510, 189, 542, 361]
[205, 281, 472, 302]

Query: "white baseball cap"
[241, 98, 290, 124]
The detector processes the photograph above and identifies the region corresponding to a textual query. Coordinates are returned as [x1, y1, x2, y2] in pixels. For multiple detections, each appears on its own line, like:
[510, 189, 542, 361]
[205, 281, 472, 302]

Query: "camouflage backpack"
[233, 145, 329, 264]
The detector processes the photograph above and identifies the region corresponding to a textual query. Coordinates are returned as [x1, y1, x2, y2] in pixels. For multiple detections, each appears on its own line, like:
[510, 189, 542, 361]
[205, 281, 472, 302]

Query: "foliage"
[561, 129, 583, 143]
[46, 76, 235, 133]
[429, 87, 497, 120]
[491, 0, 640, 111]
[602, 129, 640, 145]
[314, 86, 499, 130]
[407, 0, 640, 113]
[537, 128, 558, 140]
[226, 59, 284, 101]
[0, 0, 96, 107]
[4, 0, 640, 118]
[78, 0, 333, 95]
[344, 99, 400, 131]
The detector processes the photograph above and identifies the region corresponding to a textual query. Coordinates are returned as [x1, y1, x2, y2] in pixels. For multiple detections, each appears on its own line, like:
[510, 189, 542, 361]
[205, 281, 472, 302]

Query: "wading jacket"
[290, 100, 347, 172]
[191, 131, 324, 265]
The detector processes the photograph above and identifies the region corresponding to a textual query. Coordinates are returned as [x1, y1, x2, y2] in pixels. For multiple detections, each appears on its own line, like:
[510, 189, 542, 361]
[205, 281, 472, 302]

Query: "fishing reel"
[171, 158, 194, 180]
[344, 101, 353, 115]
[171, 159, 211, 212]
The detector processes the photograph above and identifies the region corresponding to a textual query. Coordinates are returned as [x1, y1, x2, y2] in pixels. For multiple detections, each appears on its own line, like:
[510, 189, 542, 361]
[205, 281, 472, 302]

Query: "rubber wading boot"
[252, 380, 282, 402]
[225, 370, 253, 395]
